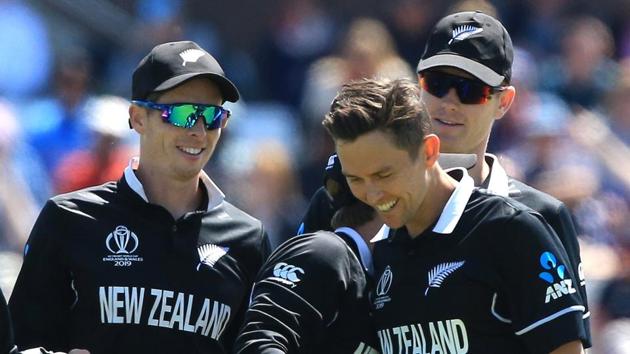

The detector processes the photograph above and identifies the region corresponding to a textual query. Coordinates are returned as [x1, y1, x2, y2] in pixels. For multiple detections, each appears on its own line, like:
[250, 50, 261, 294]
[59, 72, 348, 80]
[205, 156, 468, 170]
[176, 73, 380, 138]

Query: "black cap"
[417, 11, 513, 86]
[324, 154, 357, 210]
[132, 41, 240, 102]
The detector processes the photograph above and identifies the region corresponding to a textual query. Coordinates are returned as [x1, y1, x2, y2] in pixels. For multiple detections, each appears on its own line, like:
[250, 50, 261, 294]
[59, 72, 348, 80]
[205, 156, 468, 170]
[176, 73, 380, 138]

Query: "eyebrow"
[343, 166, 394, 179]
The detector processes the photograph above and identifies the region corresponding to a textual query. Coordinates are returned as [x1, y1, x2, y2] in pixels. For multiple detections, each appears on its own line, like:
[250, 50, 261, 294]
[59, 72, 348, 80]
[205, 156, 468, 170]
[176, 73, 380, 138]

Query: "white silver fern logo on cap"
[425, 261, 465, 295]
[197, 244, 229, 270]
[179, 49, 205, 66]
[449, 25, 483, 44]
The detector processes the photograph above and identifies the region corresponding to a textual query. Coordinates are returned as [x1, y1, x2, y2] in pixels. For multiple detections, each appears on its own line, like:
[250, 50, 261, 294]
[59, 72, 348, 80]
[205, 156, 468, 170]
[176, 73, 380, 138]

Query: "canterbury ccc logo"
[105, 225, 139, 254]
[376, 265, 393, 296]
[273, 262, 305, 283]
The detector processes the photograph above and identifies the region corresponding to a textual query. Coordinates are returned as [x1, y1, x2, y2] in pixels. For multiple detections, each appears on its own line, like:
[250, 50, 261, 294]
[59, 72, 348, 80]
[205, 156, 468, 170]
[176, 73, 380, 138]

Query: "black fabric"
[297, 187, 336, 234]
[417, 11, 513, 86]
[506, 177, 592, 347]
[9, 175, 270, 354]
[371, 190, 587, 354]
[234, 231, 378, 354]
[1, 289, 16, 354]
[132, 40, 239, 102]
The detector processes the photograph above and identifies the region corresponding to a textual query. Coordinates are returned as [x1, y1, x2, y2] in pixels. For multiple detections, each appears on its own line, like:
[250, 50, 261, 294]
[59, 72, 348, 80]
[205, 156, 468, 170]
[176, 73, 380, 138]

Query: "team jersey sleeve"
[491, 210, 587, 353]
[8, 200, 75, 352]
[1, 290, 17, 354]
[234, 232, 377, 354]
[547, 202, 591, 347]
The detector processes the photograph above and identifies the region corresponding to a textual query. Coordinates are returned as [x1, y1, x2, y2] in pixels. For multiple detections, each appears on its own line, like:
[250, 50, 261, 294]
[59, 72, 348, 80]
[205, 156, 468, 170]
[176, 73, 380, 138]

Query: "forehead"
[157, 77, 223, 105]
[336, 130, 413, 176]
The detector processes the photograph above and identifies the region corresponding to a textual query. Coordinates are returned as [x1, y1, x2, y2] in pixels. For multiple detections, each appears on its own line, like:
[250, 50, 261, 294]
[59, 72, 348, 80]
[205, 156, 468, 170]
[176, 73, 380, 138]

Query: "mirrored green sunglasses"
[132, 100, 230, 130]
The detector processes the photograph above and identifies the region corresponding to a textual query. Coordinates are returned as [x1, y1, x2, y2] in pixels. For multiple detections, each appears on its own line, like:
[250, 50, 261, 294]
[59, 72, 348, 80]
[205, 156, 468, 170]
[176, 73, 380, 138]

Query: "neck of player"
[135, 165, 204, 220]
[461, 142, 490, 186]
[407, 167, 457, 238]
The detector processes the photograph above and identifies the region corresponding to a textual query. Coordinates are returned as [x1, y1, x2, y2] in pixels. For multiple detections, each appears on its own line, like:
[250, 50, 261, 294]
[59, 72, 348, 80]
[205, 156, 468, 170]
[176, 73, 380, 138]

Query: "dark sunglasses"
[132, 100, 230, 130]
[420, 71, 505, 104]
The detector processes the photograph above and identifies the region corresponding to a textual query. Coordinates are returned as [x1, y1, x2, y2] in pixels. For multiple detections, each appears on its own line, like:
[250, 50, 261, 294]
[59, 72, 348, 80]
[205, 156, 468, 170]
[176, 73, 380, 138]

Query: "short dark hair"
[331, 201, 376, 230]
[322, 78, 432, 159]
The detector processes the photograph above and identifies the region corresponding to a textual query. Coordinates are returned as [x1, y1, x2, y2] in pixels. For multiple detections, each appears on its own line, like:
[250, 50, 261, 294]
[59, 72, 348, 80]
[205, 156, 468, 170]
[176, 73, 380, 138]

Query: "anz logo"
[538, 251, 576, 303]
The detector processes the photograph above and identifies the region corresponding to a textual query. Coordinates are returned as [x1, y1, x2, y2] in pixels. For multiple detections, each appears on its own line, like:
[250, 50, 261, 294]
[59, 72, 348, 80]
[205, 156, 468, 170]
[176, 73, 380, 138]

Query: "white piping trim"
[515, 305, 585, 335]
[490, 293, 512, 323]
[583, 311, 591, 319]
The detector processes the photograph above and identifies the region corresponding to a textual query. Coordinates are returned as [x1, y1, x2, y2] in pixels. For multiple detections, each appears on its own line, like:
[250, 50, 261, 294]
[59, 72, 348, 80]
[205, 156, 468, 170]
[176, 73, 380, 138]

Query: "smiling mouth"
[435, 118, 463, 126]
[376, 199, 398, 212]
[178, 146, 204, 156]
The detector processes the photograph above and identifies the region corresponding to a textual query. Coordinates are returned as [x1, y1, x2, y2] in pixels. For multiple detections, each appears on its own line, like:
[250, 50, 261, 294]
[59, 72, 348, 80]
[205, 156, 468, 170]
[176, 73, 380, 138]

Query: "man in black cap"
[9, 41, 270, 354]
[324, 77, 587, 354]
[235, 154, 380, 354]
[416, 10, 591, 348]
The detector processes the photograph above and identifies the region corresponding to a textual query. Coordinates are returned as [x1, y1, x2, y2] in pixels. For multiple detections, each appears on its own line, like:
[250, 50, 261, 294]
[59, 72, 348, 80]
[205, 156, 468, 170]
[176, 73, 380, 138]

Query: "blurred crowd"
[1, 0, 630, 352]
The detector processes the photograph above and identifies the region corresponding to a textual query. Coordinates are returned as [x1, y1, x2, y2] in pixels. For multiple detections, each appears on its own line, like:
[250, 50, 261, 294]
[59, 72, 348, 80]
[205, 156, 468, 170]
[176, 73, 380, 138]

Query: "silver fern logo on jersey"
[425, 261, 465, 295]
[196, 244, 229, 270]
[104, 225, 143, 267]
[449, 25, 483, 44]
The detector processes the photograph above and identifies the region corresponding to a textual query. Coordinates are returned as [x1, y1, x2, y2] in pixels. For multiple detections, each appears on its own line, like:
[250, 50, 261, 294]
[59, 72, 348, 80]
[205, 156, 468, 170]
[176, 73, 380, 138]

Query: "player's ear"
[494, 86, 515, 120]
[220, 114, 230, 129]
[129, 104, 147, 134]
[422, 134, 440, 167]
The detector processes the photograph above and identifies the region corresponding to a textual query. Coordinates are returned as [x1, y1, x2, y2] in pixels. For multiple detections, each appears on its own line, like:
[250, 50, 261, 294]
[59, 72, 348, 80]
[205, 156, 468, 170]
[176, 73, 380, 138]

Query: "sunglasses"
[132, 100, 230, 130]
[420, 71, 505, 104]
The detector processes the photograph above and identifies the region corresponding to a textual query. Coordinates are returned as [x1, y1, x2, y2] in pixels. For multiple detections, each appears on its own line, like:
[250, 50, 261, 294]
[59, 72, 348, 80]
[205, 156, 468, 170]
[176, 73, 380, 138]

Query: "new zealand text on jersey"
[378, 319, 469, 354]
[99, 286, 231, 339]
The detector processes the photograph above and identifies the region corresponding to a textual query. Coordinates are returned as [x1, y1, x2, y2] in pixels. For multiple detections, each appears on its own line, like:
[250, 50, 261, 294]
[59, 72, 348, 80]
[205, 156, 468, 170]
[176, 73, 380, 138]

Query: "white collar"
[335, 226, 374, 275]
[371, 167, 475, 240]
[484, 154, 509, 197]
[433, 168, 475, 234]
[123, 157, 225, 211]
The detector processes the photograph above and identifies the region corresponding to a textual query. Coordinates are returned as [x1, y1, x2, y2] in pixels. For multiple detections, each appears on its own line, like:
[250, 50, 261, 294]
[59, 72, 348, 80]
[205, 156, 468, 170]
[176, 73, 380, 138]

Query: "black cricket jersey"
[9, 161, 271, 354]
[371, 170, 587, 354]
[234, 231, 378, 354]
[1, 290, 17, 354]
[482, 154, 591, 346]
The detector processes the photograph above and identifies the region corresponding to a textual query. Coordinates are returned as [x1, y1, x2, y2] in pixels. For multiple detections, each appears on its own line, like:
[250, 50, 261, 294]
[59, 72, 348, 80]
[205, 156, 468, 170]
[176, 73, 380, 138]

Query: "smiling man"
[9, 41, 270, 354]
[416, 11, 590, 348]
[323, 77, 587, 353]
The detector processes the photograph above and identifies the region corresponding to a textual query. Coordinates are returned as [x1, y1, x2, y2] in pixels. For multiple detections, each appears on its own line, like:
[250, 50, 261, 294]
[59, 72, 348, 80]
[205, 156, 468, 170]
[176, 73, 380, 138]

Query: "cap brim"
[154, 72, 240, 102]
[438, 153, 477, 170]
[417, 54, 504, 87]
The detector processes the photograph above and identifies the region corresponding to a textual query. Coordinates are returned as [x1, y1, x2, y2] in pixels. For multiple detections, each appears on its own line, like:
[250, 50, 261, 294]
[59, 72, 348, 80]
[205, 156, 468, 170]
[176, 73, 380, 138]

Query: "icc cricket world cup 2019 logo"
[106, 225, 139, 254]
[104, 225, 143, 266]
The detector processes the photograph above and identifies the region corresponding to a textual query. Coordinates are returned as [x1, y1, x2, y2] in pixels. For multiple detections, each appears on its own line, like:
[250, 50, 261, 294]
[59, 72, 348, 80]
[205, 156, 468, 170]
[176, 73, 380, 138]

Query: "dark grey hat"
[132, 40, 240, 102]
[417, 11, 513, 86]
